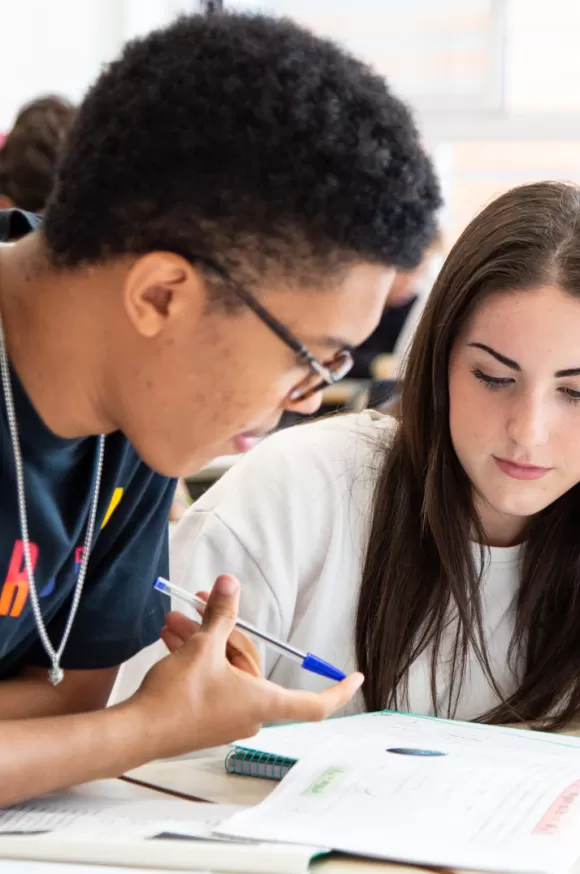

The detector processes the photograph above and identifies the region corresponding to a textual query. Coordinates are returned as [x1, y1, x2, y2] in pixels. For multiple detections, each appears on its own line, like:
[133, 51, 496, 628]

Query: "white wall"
[0, 0, 199, 130]
[507, 0, 580, 112]
[5, 0, 580, 131]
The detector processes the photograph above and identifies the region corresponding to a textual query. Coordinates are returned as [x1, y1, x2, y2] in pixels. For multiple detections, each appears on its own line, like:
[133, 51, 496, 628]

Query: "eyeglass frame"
[195, 256, 354, 402]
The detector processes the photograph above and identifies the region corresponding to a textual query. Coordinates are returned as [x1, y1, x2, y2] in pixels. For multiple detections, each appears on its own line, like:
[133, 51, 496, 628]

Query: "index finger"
[264, 672, 364, 724]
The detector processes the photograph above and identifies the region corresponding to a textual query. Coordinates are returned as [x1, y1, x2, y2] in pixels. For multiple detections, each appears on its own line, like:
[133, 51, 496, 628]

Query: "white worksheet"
[0, 788, 324, 874]
[219, 738, 580, 874]
[233, 710, 580, 765]
[0, 793, 241, 841]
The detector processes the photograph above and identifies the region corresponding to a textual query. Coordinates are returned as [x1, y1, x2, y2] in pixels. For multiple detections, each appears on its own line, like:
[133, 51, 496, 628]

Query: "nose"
[284, 389, 324, 417]
[506, 390, 549, 450]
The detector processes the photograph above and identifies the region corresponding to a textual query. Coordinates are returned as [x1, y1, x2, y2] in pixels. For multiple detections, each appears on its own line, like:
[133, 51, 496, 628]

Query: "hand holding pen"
[162, 595, 263, 678]
[155, 576, 347, 682]
[135, 574, 364, 760]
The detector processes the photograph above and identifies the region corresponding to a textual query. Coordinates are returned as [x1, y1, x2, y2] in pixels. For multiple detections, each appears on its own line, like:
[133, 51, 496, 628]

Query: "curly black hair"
[43, 12, 440, 292]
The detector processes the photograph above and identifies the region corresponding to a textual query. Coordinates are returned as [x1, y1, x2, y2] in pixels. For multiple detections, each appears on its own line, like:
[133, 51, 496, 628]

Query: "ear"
[0, 194, 14, 210]
[122, 252, 207, 339]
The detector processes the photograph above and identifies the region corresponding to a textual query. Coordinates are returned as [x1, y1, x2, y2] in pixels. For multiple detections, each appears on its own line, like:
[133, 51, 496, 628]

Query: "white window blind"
[227, 0, 506, 111]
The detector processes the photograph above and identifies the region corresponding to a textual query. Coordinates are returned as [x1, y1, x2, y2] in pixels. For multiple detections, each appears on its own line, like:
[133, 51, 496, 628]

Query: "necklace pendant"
[48, 665, 64, 686]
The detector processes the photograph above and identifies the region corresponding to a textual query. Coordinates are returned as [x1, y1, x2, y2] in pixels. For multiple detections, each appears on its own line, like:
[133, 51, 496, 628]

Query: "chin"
[481, 486, 554, 520]
[137, 446, 211, 479]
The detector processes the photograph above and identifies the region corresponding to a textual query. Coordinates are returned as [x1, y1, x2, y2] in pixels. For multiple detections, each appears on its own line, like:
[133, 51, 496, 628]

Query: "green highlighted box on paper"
[302, 766, 346, 797]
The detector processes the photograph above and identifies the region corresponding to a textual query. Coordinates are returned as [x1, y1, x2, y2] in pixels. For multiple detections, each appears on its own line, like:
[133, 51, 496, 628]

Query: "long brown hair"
[356, 181, 580, 729]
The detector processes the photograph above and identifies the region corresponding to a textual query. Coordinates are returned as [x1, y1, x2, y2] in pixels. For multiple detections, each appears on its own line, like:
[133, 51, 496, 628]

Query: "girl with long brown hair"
[121, 181, 580, 729]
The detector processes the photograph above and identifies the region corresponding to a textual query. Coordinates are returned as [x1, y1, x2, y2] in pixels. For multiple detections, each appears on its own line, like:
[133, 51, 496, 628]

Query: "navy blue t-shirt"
[0, 211, 176, 678]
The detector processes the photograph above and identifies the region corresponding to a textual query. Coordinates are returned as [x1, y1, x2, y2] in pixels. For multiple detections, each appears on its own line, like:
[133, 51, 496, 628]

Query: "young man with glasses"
[0, 11, 439, 803]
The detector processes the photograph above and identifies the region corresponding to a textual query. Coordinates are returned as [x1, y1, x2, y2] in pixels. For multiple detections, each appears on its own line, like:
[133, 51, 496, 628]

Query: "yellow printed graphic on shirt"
[0, 487, 125, 619]
[101, 488, 124, 529]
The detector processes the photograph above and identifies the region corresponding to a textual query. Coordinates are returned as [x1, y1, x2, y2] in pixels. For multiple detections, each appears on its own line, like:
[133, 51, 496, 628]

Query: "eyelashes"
[471, 368, 513, 391]
[561, 388, 580, 403]
[471, 368, 580, 405]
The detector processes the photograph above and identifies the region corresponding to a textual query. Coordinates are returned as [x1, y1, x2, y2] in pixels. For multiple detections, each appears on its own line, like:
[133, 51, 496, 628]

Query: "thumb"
[201, 574, 240, 645]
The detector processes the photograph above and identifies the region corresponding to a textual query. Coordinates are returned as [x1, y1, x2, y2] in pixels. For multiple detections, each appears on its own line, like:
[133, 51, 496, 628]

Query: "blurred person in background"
[0, 95, 76, 214]
[351, 227, 444, 380]
[279, 230, 444, 419]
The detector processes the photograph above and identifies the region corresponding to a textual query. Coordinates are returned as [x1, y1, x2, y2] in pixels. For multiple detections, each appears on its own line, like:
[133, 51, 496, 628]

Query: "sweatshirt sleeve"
[169, 412, 390, 677]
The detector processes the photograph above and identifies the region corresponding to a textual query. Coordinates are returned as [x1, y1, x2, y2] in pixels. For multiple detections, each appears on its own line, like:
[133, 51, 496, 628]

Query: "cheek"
[180, 362, 295, 444]
[448, 368, 497, 454]
[559, 422, 580, 483]
[203, 326, 301, 405]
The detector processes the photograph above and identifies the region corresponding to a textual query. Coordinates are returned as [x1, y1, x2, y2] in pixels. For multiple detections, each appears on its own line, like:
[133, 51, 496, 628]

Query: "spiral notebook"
[224, 709, 580, 782]
[225, 748, 297, 780]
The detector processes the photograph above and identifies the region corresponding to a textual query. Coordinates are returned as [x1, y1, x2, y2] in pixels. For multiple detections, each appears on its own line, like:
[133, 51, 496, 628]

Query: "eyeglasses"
[198, 258, 354, 403]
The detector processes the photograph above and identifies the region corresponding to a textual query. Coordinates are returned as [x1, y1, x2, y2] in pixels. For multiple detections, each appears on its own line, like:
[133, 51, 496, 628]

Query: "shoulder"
[265, 409, 396, 457]
[98, 431, 175, 527]
[171, 412, 397, 650]
[0, 209, 42, 242]
[196, 410, 397, 513]
[262, 410, 395, 501]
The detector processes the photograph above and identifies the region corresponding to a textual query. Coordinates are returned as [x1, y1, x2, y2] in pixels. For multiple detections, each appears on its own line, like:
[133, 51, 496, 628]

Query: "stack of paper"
[216, 712, 580, 874]
[4, 714, 580, 873]
[0, 790, 324, 874]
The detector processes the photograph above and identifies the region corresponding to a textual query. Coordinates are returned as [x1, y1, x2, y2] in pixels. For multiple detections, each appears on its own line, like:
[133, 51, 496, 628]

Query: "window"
[226, 0, 505, 110]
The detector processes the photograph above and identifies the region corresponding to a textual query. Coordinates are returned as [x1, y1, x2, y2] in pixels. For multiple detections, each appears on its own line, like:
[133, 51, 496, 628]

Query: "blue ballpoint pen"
[154, 576, 346, 682]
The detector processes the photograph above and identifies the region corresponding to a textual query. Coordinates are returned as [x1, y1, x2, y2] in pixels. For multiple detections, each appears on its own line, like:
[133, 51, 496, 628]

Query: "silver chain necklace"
[0, 309, 105, 686]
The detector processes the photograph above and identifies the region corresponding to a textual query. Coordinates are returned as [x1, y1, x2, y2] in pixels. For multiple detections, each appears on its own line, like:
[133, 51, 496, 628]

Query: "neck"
[474, 494, 528, 548]
[0, 234, 118, 438]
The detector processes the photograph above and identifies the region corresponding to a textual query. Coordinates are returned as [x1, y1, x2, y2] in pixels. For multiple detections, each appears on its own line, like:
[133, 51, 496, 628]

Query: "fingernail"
[215, 575, 239, 596]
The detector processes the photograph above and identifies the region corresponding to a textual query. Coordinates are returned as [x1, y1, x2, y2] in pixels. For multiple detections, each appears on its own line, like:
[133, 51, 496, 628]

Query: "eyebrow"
[468, 342, 580, 378]
[468, 343, 520, 370]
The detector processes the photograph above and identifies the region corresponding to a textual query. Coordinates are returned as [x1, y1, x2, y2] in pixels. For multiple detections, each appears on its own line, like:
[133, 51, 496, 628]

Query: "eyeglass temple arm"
[230, 282, 308, 351]
[247, 295, 337, 384]
[238, 290, 338, 384]
[199, 257, 336, 384]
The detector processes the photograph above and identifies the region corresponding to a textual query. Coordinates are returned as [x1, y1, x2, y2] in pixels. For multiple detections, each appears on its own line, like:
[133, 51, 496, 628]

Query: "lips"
[232, 426, 273, 454]
[232, 417, 281, 454]
[233, 434, 259, 453]
[493, 456, 552, 481]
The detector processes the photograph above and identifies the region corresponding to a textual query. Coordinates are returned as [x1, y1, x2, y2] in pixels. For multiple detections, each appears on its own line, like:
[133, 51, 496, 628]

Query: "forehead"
[461, 285, 580, 368]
